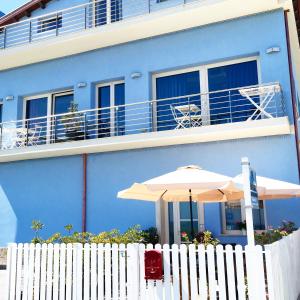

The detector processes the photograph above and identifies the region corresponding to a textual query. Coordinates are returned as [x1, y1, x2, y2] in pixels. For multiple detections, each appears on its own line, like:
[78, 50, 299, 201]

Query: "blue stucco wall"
[0, 10, 299, 245]
[0, 10, 292, 121]
[0, 134, 299, 246]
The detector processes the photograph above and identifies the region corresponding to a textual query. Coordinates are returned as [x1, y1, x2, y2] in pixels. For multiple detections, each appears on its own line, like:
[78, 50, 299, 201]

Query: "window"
[95, 0, 122, 26]
[222, 201, 265, 234]
[38, 13, 62, 33]
[153, 58, 260, 131]
[155, 71, 201, 131]
[0, 103, 2, 123]
[208, 61, 259, 124]
[24, 90, 74, 144]
[96, 81, 125, 137]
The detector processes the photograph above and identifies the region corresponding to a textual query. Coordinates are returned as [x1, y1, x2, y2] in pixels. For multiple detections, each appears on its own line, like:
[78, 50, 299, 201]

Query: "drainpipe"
[284, 10, 300, 181]
[82, 153, 87, 232]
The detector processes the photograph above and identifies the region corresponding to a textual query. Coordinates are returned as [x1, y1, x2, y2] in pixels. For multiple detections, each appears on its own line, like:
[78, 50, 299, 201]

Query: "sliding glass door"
[97, 81, 125, 137]
[25, 97, 49, 144]
[155, 71, 201, 131]
[208, 60, 259, 124]
[168, 202, 204, 244]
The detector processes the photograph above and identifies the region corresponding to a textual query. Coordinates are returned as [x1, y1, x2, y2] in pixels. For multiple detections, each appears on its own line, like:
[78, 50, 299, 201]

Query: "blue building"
[0, 0, 299, 246]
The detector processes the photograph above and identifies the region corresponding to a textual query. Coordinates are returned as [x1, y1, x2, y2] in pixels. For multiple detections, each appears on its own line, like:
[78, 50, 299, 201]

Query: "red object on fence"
[144, 250, 163, 280]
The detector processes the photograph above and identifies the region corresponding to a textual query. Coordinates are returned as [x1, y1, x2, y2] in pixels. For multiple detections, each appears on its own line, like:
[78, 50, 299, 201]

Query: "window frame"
[152, 56, 261, 130]
[95, 80, 125, 137]
[221, 200, 267, 235]
[37, 13, 63, 34]
[23, 90, 74, 143]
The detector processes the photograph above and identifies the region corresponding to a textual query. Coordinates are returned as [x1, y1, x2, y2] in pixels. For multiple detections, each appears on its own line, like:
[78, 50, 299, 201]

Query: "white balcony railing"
[0, 83, 285, 151]
[0, 0, 201, 50]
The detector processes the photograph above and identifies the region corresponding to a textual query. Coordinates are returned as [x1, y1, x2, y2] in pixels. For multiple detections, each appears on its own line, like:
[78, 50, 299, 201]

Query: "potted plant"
[237, 221, 247, 235]
[60, 102, 85, 141]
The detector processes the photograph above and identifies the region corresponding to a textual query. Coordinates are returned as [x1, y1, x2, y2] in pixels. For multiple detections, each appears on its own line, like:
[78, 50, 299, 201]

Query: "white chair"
[27, 126, 43, 146]
[170, 104, 202, 129]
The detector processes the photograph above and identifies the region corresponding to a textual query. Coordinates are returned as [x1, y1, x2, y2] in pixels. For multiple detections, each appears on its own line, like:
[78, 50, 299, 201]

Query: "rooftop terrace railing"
[0, 83, 285, 151]
[0, 0, 202, 50]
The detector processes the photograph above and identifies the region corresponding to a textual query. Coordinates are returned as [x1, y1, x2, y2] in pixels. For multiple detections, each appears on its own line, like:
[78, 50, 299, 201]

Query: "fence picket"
[207, 245, 217, 300]
[66, 244, 73, 300]
[33, 243, 41, 300]
[39, 244, 47, 300]
[188, 244, 198, 300]
[90, 243, 97, 300]
[216, 245, 226, 300]
[15, 243, 23, 300]
[97, 244, 104, 300]
[8, 243, 17, 300]
[52, 243, 60, 300]
[256, 245, 267, 300]
[27, 243, 35, 300]
[155, 244, 163, 300]
[22, 244, 30, 300]
[146, 244, 155, 300]
[163, 244, 171, 300]
[235, 245, 246, 300]
[171, 244, 180, 300]
[264, 245, 275, 300]
[225, 245, 236, 300]
[59, 243, 66, 300]
[180, 244, 189, 300]
[84, 243, 90, 300]
[198, 244, 208, 300]
[46, 243, 54, 300]
[75, 243, 83, 300]
[138, 244, 146, 299]
[120, 244, 127, 300]
[112, 244, 119, 300]
[104, 243, 112, 300]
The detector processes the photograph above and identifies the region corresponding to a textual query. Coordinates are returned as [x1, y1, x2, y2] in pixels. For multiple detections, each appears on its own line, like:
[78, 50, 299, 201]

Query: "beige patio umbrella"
[118, 165, 241, 236]
[233, 174, 300, 200]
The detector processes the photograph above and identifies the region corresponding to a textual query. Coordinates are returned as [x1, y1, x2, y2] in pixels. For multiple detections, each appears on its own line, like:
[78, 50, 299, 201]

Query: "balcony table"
[238, 83, 281, 121]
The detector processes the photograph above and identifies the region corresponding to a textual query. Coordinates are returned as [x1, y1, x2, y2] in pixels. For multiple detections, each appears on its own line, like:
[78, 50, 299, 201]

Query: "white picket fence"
[4, 231, 300, 300]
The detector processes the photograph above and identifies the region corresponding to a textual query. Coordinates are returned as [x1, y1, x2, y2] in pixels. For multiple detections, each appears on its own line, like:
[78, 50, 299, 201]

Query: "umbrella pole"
[189, 189, 195, 239]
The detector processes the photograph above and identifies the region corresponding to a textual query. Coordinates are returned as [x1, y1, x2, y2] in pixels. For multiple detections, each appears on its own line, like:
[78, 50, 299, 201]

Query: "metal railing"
[0, 0, 202, 50]
[0, 83, 285, 151]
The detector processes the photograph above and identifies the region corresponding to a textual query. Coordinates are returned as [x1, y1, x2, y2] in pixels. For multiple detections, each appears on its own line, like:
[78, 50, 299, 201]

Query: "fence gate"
[6, 237, 299, 300]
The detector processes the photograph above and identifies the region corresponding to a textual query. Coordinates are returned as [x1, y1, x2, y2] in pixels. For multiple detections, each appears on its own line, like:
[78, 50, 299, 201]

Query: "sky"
[0, 0, 28, 14]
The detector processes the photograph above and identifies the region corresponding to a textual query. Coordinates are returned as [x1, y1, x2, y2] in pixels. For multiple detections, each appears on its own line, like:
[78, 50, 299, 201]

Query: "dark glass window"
[208, 60, 259, 124]
[95, 0, 122, 26]
[155, 71, 201, 131]
[38, 14, 62, 33]
[98, 82, 125, 137]
[0, 104, 2, 123]
[26, 97, 48, 143]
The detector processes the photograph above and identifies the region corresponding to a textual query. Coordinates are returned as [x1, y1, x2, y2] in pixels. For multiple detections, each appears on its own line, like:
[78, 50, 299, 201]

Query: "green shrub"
[30, 222, 159, 245]
[255, 220, 296, 245]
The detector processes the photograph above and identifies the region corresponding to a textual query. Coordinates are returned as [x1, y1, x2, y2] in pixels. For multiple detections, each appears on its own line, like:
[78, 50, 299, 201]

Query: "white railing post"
[107, 0, 111, 24]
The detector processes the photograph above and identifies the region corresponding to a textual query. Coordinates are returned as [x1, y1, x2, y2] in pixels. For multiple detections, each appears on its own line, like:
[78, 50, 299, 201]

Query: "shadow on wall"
[0, 186, 17, 246]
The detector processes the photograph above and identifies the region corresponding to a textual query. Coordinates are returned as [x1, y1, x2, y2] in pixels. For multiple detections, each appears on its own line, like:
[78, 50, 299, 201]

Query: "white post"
[241, 157, 255, 246]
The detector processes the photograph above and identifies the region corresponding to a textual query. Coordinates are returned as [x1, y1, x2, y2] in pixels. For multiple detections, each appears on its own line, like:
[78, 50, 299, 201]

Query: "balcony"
[0, 0, 289, 71]
[0, 83, 290, 162]
[0, 0, 205, 50]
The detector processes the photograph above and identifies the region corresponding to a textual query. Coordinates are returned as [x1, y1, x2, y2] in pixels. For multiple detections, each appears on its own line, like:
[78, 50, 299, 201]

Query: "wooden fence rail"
[5, 231, 300, 300]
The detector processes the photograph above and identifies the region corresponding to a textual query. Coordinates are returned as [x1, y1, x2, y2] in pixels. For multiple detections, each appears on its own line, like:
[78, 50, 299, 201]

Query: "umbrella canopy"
[118, 165, 242, 202]
[233, 174, 300, 200]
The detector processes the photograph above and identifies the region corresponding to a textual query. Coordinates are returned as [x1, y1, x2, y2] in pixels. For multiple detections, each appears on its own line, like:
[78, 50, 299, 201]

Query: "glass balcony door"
[168, 202, 204, 244]
[97, 81, 125, 138]
[52, 92, 75, 142]
[94, 0, 122, 26]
